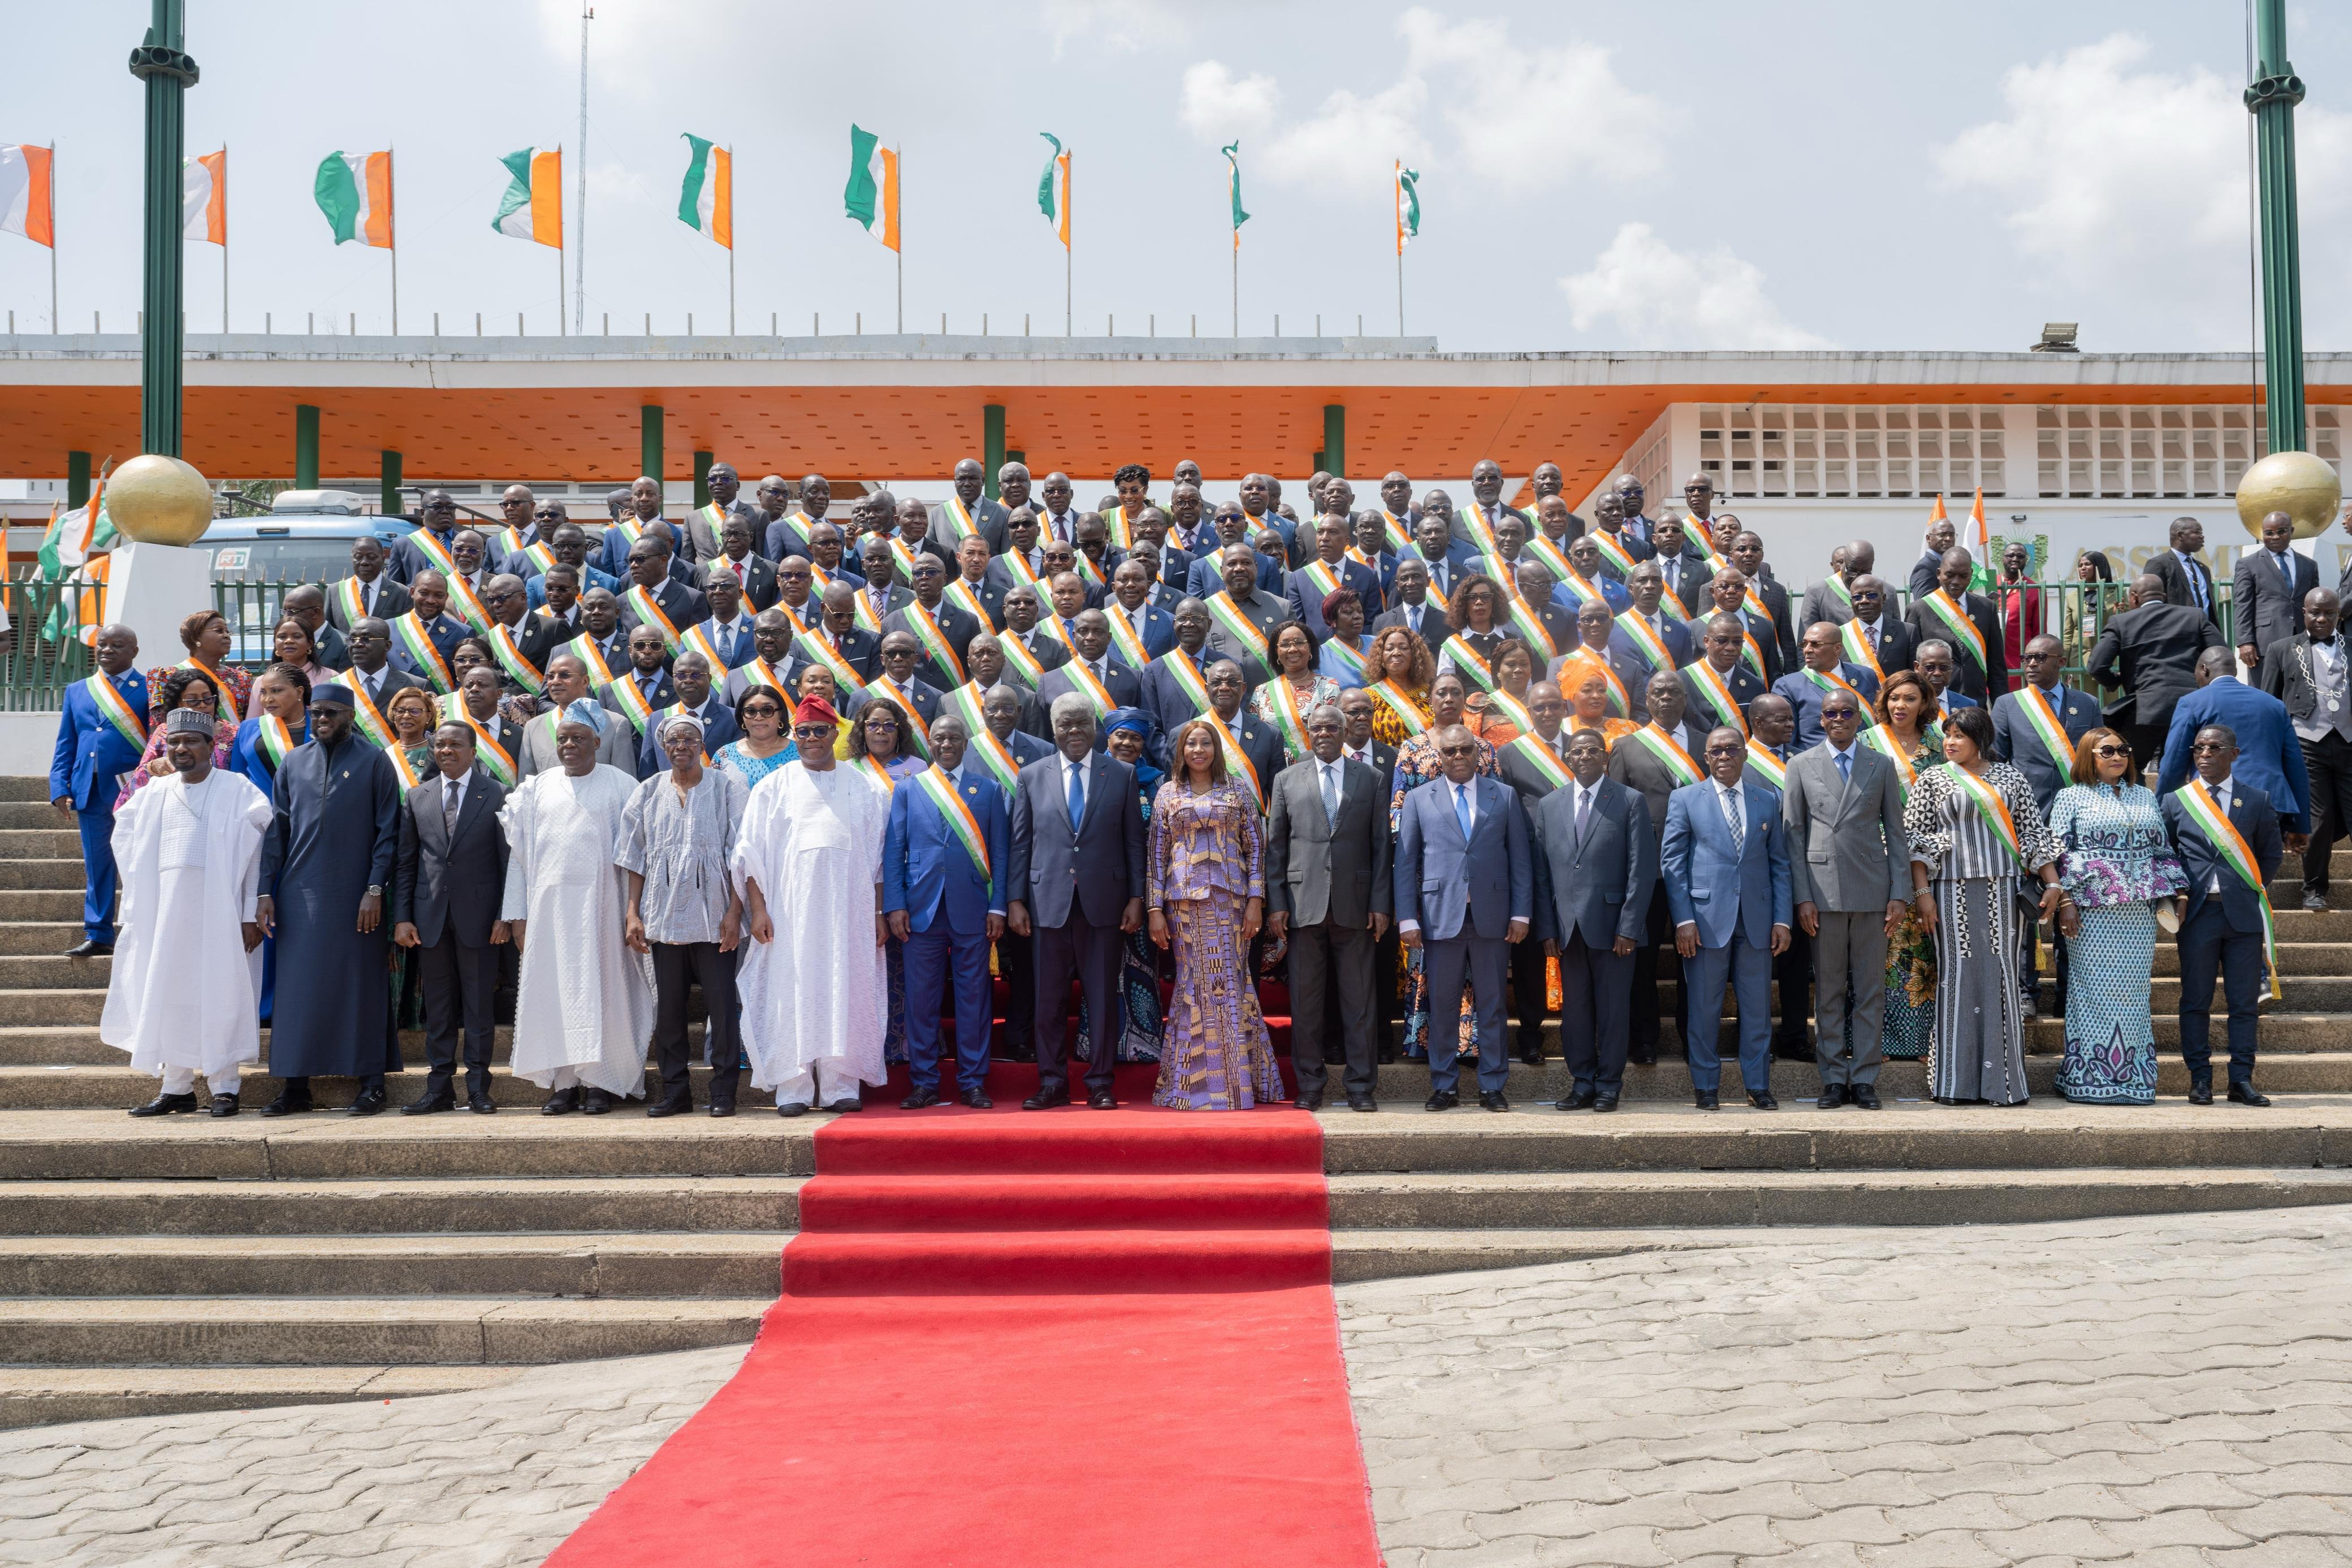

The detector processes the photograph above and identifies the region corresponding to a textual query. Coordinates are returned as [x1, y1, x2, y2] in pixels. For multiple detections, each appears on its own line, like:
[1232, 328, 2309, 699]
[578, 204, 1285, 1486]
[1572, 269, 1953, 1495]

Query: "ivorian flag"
[844, 124, 899, 253]
[1223, 140, 1249, 251]
[1395, 162, 1419, 254]
[1036, 132, 1069, 249]
[678, 133, 731, 248]
[492, 146, 561, 246]
[315, 150, 393, 248]
[0, 144, 54, 248]
[183, 149, 226, 244]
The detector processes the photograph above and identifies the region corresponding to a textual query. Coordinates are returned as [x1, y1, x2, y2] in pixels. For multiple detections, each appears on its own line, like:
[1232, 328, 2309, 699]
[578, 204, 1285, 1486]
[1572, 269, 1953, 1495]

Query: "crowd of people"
[60, 455, 2321, 1119]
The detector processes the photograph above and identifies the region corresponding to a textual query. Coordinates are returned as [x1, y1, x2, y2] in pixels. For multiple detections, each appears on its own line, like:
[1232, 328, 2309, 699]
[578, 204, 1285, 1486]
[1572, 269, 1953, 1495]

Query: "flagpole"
[1231, 238, 1238, 339]
[387, 144, 399, 335]
[1065, 149, 1073, 337]
[895, 144, 904, 335]
[575, 2, 590, 335]
[47, 142, 57, 335]
[556, 144, 566, 339]
[220, 140, 229, 333]
[727, 144, 736, 335]
[1397, 246, 1404, 337]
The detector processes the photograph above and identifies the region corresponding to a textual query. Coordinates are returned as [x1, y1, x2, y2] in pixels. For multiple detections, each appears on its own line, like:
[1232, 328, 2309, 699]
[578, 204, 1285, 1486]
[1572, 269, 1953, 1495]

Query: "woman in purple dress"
[1146, 718, 1281, 1110]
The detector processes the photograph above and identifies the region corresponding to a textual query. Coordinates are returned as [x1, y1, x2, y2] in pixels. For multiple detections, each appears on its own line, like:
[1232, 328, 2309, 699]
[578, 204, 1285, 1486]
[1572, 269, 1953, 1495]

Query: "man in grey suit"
[1529, 730, 1655, 1112]
[1780, 688, 1909, 1110]
[390, 721, 510, 1115]
[1395, 725, 1533, 1111]
[2234, 510, 2321, 669]
[1796, 539, 1872, 639]
[521, 655, 638, 776]
[1006, 693, 1147, 1110]
[1265, 705, 1393, 1112]
[1202, 543, 1294, 687]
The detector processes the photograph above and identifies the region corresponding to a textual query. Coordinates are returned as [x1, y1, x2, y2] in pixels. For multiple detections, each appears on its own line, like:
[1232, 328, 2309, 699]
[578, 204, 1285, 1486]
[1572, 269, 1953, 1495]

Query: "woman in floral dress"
[1361, 626, 1435, 750]
[1248, 622, 1340, 765]
[1390, 670, 1499, 1062]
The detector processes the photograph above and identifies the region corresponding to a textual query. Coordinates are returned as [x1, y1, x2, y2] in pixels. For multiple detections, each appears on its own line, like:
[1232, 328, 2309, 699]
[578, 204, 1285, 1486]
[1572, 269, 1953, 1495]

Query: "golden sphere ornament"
[103, 454, 214, 547]
[2234, 448, 2342, 541]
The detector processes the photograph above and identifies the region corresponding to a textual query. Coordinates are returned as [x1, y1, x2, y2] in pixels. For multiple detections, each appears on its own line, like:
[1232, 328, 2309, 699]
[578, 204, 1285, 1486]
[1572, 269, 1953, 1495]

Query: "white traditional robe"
[499, 763, 655, 1097]
[732, 761, 890, 1095]
[101, 769, 271, 1080]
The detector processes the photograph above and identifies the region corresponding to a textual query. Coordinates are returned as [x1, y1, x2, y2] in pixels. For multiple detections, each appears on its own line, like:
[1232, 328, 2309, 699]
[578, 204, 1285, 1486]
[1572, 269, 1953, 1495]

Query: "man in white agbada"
[107, 709, 273, 1116]
[735, 694, 890, 1114]
[501, 699, 654, 1113]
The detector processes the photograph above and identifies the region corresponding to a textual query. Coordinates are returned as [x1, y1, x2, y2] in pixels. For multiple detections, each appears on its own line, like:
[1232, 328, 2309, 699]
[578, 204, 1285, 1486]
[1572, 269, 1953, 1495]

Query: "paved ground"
[6, 1208, 2352, 1566]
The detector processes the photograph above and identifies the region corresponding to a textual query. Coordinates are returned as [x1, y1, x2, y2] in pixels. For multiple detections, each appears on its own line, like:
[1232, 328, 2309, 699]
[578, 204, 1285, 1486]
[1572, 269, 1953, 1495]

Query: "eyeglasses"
[1437, 743, 1477, 757]
[2190, 741, 2232, 754]
[789, 724, 830, 739]
[2092, 744, 2129, 759]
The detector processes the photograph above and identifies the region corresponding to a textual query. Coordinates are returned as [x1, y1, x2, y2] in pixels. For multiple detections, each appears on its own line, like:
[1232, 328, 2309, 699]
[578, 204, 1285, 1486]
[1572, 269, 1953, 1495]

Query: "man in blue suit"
[1663, 726, 1794, 1110]
[50, 625, 148, 956]
[2159, 647, 2314, 846]
[2164, 724, 2286, 1106]
[1285, 514, 1384, 639]
[1529, 729, 1656, 1111]
[1106, 561, 1178, 662]
[1771, 622, 1882, 751]
[1394, 725, 1533, 1111]
[885, 714, 1009, 1111]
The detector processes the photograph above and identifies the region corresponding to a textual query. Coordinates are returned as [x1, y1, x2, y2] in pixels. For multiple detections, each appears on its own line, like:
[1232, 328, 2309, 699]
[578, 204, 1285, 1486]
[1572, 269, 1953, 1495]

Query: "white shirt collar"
[444, 766, 474, 793]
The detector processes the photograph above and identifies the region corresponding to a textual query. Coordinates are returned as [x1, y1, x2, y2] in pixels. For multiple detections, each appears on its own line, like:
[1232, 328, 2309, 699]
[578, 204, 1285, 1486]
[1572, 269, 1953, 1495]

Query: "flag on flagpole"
[37, 461, 116, 643]
[677, 134, 731, 248]
[1926, 492, 1948, 531]
[1966, 488, 1992, 590]
[1222, 141, 1250, 250]
[1037, 132, 1070, 248]
[491, 147, 562, 246]
[845, 125, 900, 253]
[0, 145, 54, 247]
[182, 149, 226, 244]
[314, 151, 393, 248]
[1395, 162, 1419, 254]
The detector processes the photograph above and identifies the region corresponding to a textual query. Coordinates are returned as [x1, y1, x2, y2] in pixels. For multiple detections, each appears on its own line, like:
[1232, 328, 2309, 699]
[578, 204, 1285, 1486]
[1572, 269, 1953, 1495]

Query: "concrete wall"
[0, 712, 59, 786]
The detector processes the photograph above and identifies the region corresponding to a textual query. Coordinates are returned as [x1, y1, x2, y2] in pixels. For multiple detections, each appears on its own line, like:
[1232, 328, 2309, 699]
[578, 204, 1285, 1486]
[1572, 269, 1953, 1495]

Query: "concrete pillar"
[983, 405, 1007, 499]
[640, 405, 663, 484]
[692, 449, 714, 509]
[67, 452, 90, 510]
[380, 451, 403, 517]
[295, 405, 320, 491]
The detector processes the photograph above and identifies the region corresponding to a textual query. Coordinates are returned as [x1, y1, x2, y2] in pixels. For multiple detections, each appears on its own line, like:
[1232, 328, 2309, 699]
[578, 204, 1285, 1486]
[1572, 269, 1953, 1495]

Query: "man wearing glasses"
[2163, 725, 2284, 1107]
[1662, 727, 1793, 1110]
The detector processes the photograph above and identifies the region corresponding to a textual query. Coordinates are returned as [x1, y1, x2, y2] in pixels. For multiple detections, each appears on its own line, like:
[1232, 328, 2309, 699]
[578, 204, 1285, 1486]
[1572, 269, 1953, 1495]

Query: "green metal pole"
[1322, 404, 1346, 482]
[295, 405, 319, 491]
[983, 405, 1006, 499]
[2248, 0, 2307, 456]
[128, 0, 197, 458]
[380, 450, 403, 516]
[66, 452, 90, 511]
[640, 405, 663, 486]
[692, 449, 713, 509]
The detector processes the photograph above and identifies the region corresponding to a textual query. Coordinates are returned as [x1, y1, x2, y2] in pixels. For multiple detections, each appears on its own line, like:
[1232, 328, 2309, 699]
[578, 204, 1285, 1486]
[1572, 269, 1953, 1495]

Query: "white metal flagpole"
[387, 144, 399, 335]
[221, 140, 230, 332]
[557, 143, 567, 338]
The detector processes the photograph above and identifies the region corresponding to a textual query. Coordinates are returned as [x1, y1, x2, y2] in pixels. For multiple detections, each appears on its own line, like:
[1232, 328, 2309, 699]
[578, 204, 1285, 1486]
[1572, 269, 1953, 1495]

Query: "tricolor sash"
[1101, 504, 1134, 551]
[739, 656, 789, 696]
[1918, 588, 1988, 671]
[386, 743, 425, 790]
[698, 500, 729, 543]
[937, 493, 977, 546]
[1158, 648, 1215, 719]
[1457, 500, 1504, 556]
[1944, 764, 2025, 869]
[1441, 634, 1499, 692]
[867, 678, 932, 759]
[607, 675, 655, 736]
[1588, 530, 1637, 576]
[1739, 621, 1769, 681]
[2178, 781, 2282, 998]
[998, 632, 1045, 686]
[851, 588, 884, 635]
[518, 540, 556, 576]
[1625, 723, 1702, 785]
[679, 621, 729, 673]
[174, 659, 240, 725]
[1000, 549, 1043, 593]
[1367, 680, 1428, 737]
[498, 525, 533, 560]
[1502, 596, 1557, 659]
[2016, 686, 2079, 776]
[1102, 606, 1151, 671]
[1261, 678, 1313, 758]
[1555, 568, 1609, 609]
[1686, 661, 1749, 735]
[625, 586, 684, 653]
[1524, 535, 1574, 583]
[1073, 548, 1105, 588]
[1557, 648, 1630, 717]
[1614, 610, 1674, 674]
[770, 510, 814, 557]
[1321, 636, 1368, 684]
[945, 577, 991, 628]
[901, 600, 966, 682]
[889, 535, 920, 580]
[943, 678, 1021, 790]
[461, 713, 519, 786]
[445, 574, 493, 635]
[1804, 665, 1864, 705]
[1379, 509, 1412, 553]
[333, 575, 374, 626]
[254, 715, 297, 775]
[1507, 731, 1572, 789]
[390, 615, 454, 694]
[1299, 557, 1346, 607]
[335, 668, 396, 747]
[1205, 592, 1272, 676]
[607, 513, 651, 553]
[1056, 659, 1116, 719]
[82, 674, 146, 752]
[1824, 572, 1855, 613]
[563, 632, 616, 687]
[487, 624, 545, 692]
[916, 765, 992, 878]
[1039, 614, 1078, 656]
[405, 527, 457, 578]
[1658, 578, 1699, 626]
[1743, 741, 1787, 793]
[1203, 711, 1263, 799]
[1481, 688, 1537, 736]
[849, 756, 895, 793]
[1839, 619, 1886, 682]
[1860, 725, 1921, 791]
[794, 630, 863, 692]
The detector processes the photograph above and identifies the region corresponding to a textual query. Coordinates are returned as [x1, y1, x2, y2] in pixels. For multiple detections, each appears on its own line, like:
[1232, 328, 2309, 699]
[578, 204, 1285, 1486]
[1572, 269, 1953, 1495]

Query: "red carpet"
[546, 1089, 1387, 1568]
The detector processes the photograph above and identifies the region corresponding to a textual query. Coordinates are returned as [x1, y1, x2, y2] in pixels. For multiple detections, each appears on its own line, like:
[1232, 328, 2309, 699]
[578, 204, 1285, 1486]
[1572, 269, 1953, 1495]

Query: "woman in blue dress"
[2049, 726, 2186, 1104]
[1315, 590, 1375, 689]
[716, 687, 794, 789]
[227, 664, 310, 1023]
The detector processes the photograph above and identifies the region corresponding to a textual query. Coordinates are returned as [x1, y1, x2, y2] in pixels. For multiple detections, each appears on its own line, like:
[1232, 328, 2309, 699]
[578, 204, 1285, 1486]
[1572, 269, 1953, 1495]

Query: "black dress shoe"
[580, 1089, 615, 1116]
[1480, 1090, 1510, 1112]
[1515, 1045, 1545, 1067]
[65, 938, 113, 958]
[1592, 1094, 1619, 1114]
[1749, 1090, 1779, 1111]
[402, 1089, 456, 1116]
[775, 1101, 810, 1117]
[1850, 1086, 1882, 1110]
[2187, 1081, 2215, 1106]
[958, 1088, 994, 1110]
[261, 1089, 313, 1117]
[1558, 1088, 1597, 1111]
[2229, 1083, 2272, 1107]
[541, 1087, 580, 1116]
[128, 1091, 198, 1117]
[1022, 1086, 1070, 1110]
[1295, 1093, 1324, 1111]
[466, 1089, 498, 1114]
[646, 1095, 695, 1118]
[1424, 1089, 1459, 1111]
[347, 1087, 388, 1117]
[1694, 1090, 1719, 1110]
[207, 1094, 239, 1118]
[823, 1096, 864, 1113]
[1817, 1085, 1848, 1110]
[707, 1101, 736, 1117]
[1375, 1045, 1398, 1065]
[1006, 1043, 1037, 1063]
[1087, 1089, 1117, 1110]
[899, 1088, 942, 1110]
[1346, 1094, 1378, 1112]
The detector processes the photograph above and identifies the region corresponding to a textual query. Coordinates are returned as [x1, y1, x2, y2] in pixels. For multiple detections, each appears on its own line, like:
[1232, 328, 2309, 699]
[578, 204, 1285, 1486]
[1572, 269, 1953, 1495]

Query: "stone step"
[0, 860, 93, 890]
[0, 890, 92, 922]
[0, 802, 78, 830]
[0, 778, 54, 802]
[0, 954, 108, 989]
[0, 923, 96, 957]
[1324, 1164, 2352, 1230]
[0, 1176, 803, 1236]
[0, 991, 105, 1026]
[0, 1025, 716, 1068]
[0, 1063, 780, 1110]
[2149, 942, 2352, 976]
[1361, 1052, 2352, 1102]
[0, 829, 87, 858]
[0, 1233, 784, 1298]
[0, 1296, 768, 1367]
[0, 1366, 527, 1431]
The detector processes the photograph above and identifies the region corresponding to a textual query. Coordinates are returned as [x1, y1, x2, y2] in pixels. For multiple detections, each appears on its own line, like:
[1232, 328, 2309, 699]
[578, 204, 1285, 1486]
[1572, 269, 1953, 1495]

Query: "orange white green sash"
[1686, 661, 1748, 735]
[1299, 557, 1346, 608]
[1524, 535, 1574, 583]
[915, 765, 991, 878]
[1457, 500, 1504, 556]
[769, 510, 814, 557]
[795, 629, 862, 692]
[562, 632, 616, 687]
[335, 668, 396, 747]
[1614, 610, 1674, 674]
[2016, 685, 2079, 775]
[679, 621, 729, 673]
[901, 599, 966, 682]
[1823, 572, 1855, 613]
[496, 524, 530, 558]
[1260, 678, 1312, 757]
[386, 743, 424, 790]
[460, 713, 518, 786]
[936, 494, 978, 546]
[1482, 688, 1537, 736]
[1206, 591, 1271, 675]
[966, 724, 1021, 792]
[1102, 605, 1151, 670]
[83, 673, 146, 751]
[998, 632, 1045, 686]
[1555, 568, 1609, 609]
[607, 674, 655, 735]
[1587, 530, 1638, 576]
[1321, 635, 1368, 684]
[1558, 648, 1629, 717]
[1657, 578, 1699, 626]
[1000, 549, 1042, 594]
[516, 540, 556, 576]
[1502, 596, 1557, 658]
[1944, 764, 2024, 868]
[1039, 614, 1078, 656]
[388, 617, 454, 693]
[253, 715, 297, 774]
[487, 624, 544, 692]
[173, 659, 240, 725]
[1624, 723, 1701, 785]
[333, 575, 377, 625]
[1743, 741, 1787, 792]
[1506, 730, 1572, 789]
[1379, 509, 1412, 552]
[740, 656, 789, 696]
[2178, 779, 2281, 998]
[1367, 679, 1428, 736]
[866, 678, 932, 759]
[1860, 725, 1921, 791]
[849, 756, 895, 792]
[1203, 710, 1263, 799]
[1441, 634, 1499, 692]
[625, 585, 683, 653]
[1918, 588, 1986, 671]
[1101, 505, 1134, 551]
[607, 513, 652, 552]
[1803, 665, 1863, 705]
[1056, 658, 1116, 720]
[405, 528, 458, 577]
[945, 577, 990, 627]
[1839, 619, 1887, 682]
[697, 500, 729, 542]
[444, 574, 493, 635]
[850, 587, 884, 635]
[1157, 648, 1214, 719]
[1739, 621, 1769, 681]
[888, 535, 921, 581]
[940, 679, 995, 747]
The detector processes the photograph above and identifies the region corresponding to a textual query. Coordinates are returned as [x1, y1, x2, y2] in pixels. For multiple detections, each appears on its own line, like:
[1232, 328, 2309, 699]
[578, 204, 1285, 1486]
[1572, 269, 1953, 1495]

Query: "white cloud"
[1180, 60, 1277, 144]
[1560, 223, 1833, 350]
[1263, 79, 1433, 188]
[1041, 0, 1185, 58]
[1396, 8, 1664, 191]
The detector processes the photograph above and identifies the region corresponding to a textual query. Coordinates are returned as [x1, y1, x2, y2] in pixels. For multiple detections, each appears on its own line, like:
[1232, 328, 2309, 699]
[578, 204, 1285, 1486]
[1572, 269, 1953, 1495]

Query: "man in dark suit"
[1201, 546, 1294, 688]
[1105, 560, 1178, 663]
[880, 553, 984, 691]
[800, 583, 883, 687]
[1026, 612, 1142, 739]
[1902, 548, 2005, 701]
[390, 721, 509, 1115]
[979, 686, 1056, 1064]
[1663, 727, 1795, 1111]
[50, 624, 146, 956]
[1647, 516, 1713, 623]
[327, 538, 412, 633]
[2234, 510, 2321, 669]
[1265, 705, 1393, 1111]
[1529, 727, 1654, 1111]
[600, 626, 678, 770]
[390, 572, 472, 692]
[2149, 515, 2223, 630]
[2259, 587, 2352, 911]
[933, 458, 1011, 555]
[1703, 567, 1783, 685]
[1842, 575, 1915, 680]
[636, 651, 739, 777]
[1336, 687, 1403, 1062]
[845, 633, 948, 746]
[1680, 614, 1769, 742]
[621, 535, 714, 639]
[2158, 647, 2312, 843]
[1394, 724, 1534, 1111]
[1373, 555, 1451, 647]
[2088, 574, 2224, 768]
[1406, 511, 1480, 606]
[1729, 530, 1799, 674]
[855, 535, 915, 629]
[1008, 696, 1147, 1110]
[884, 713, 1008, 1111]
[1909, 516, 1958, 599]
[1184, 505, 1286, 600]
[1770, 623, 1880, 751]
[1285, 514, 1385, 640]
[1509, 560, 1579, 664]
[2164, 724, 2284, 1106]
[711, 516, 779, 612]
[1797, 539, 1872, 641]
[684, 462, 759, 565]
[998, 586, 1074, 684]
[1199, 660, 1286, 806]
[947, 534, 1008, 631]
[1609, 669, 1700, 1063]
[1614, 562, 1697, 676]
[338, 618, 427, 730]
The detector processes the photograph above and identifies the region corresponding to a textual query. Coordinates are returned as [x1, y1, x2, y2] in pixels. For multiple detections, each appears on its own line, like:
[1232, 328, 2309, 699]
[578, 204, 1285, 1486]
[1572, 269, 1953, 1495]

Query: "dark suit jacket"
[312, 622, 351, 672]
[634, 699, 741, 778]
[880, 599, 984, 691]
[1007, 749, 1147, 929]
[1264, 756, 1393, 929]
[1284, 559, 1385, 640]
[341, 663, 427, 717]
[710, 552, 779, 612]
[2156, 677, 2312, 834]
[1372, 600, 1451, 647]
[2087, 601, 2226, 731]
[1026, 660, 1144, 740]
[1842, 615, 1915, 679]
[1135, 647, 1234, 743]
[1991, 683, 2104, 812]
[1907, 551, 1943, 600]
[1528, 776, 1655, 950]
[932, 495, 1010, 556]
[1609, 728, 1695, 835]
[795, 626, 881, 686]
[1653, 551, 1713, 622]
[948, 573, 1010, 631]
[325, 575, 411, 633]
[1207, 710, 1286, 806]
[392, 772, 509, 948]
[2149, 548, 2224, 629]
[2234, 545, 2320, 656]
[2165, 780, 2284, 933]
[2259, 631, 2349, 728]
[1901, 592, 2007, 700]
[618, 577, 712, 642]
[1754, 575, 1800, 674]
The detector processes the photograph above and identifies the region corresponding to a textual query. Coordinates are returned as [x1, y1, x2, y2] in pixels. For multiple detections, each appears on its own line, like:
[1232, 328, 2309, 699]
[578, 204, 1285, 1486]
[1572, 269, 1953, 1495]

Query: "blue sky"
[4, 0, 2351, 354]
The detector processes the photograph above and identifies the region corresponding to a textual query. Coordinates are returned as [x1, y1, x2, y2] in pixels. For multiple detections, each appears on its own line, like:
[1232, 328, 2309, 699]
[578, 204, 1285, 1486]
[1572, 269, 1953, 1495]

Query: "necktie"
[1865, 623, 1877, 652]
[1066, 760, 1086, 830]
[1837, 750, 1852, 785]
[1454, 782, 1472, 839]
[1574, 786, 1592, 840]
[443, 779, 461, 835]
[1721, 785, 1744, 853]
[1407, 605, 1421, 635]
[1321, 763, 1340, 821]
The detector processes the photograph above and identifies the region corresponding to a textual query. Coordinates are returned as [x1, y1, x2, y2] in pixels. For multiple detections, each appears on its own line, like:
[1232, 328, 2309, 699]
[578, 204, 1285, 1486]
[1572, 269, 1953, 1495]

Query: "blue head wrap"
[559, 698, 608, 737]
[1103, 706, 1154, 740]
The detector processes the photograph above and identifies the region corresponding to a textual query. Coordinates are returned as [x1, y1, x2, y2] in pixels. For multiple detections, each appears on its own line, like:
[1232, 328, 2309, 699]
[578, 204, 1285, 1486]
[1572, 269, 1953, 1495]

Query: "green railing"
[0, 580, 98, 711]
[1884, 580, 2236, 689]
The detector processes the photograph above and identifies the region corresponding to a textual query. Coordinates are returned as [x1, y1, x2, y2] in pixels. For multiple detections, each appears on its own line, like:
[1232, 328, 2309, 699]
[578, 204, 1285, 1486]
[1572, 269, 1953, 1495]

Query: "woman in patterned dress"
[1869, 670, 1942, 1061]
[1903, 705, 2064, 1105]
[1096, 711, 1166, 1063]
[1564, 664, 1640, 752]
[1391, 670, 1500, 1062]
[848, 698, 926, 1068]
[1146, 718, 1281, 1109]
[2049, 726, 2185, 1105]
[119, 668, 236, 807]
[716, 688, 794, 789]
[1363, 626, 1436, 750]
[145, 610, 249, 728]
[1248, 622, 1340, 765]
[1466, 639, 1538, 748]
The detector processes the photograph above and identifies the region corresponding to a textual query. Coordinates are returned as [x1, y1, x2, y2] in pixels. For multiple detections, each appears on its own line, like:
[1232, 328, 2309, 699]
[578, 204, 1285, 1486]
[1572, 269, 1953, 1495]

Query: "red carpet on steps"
[546, 1084, 1387, 1568]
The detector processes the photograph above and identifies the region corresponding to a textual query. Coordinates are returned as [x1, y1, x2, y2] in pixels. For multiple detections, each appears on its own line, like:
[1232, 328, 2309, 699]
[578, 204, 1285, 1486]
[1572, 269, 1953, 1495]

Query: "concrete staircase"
[1, 774, 2350, 1430]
